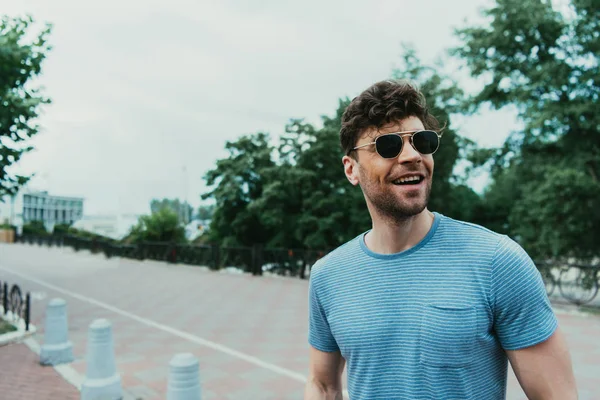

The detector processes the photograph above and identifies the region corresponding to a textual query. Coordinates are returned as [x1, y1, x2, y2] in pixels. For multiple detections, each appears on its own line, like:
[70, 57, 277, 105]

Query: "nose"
[396, 136, 421, 164]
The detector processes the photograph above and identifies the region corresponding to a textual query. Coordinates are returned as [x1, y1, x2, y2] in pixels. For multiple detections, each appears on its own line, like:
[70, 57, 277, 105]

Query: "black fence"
[16, 235, 329, 280]
[0, 281, 31, 331]
[14, 235, 599, 306]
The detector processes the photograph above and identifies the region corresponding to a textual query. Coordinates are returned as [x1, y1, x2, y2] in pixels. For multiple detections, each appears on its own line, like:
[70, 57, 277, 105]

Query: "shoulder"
[435, 213, 506, 255]
[436, 214, 533, 264]
[491, 234, 536, 274]
[437, 214, 503, 241]
[309, 234, 363, 284]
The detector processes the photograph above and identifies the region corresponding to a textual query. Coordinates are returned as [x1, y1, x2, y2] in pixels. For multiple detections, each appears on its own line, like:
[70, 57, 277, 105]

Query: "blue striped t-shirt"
[308, 212, 557, 399]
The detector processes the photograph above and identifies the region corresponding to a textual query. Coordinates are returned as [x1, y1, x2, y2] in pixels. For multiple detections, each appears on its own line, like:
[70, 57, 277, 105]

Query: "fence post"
[211, 245, 220, 270]
[25, 293, 30, 331]
[252, 244, 263, 276]
[169, 244, 178, 264]
[2, 282, 7, 314]
[299, 252, 307, 280]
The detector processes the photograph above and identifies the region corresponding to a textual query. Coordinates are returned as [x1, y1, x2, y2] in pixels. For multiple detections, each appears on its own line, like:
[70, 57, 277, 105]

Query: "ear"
[342, 155, 360, 186]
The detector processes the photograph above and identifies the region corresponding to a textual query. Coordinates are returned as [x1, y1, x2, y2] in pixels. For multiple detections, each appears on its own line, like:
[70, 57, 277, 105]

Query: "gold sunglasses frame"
[352, 130, 442, 158]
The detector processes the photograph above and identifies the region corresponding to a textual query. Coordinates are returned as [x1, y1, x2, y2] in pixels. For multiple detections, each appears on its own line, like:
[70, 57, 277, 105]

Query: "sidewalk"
[0, 244, 598, 399]
[0, 342, 79, 400]
[2, 306, 598, 400]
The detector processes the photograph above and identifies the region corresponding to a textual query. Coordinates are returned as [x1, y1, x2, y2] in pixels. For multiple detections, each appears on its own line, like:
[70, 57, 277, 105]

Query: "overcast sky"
[2, 0, 520, 216]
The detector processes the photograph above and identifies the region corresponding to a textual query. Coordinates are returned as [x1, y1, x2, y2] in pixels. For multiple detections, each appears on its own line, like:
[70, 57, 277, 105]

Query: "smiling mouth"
[391, 176, 424, 186]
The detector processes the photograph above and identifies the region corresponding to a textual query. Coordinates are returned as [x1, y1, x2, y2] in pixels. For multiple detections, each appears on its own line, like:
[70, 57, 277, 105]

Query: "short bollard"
[80, 319, 122, 400]
[167, 353, 201, 400]
[40, 298, 74, 365]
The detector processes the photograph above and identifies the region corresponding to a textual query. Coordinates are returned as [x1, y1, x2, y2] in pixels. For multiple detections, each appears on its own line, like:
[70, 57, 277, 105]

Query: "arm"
[304, 346, 345, 400]
[507, 327, 577, 400]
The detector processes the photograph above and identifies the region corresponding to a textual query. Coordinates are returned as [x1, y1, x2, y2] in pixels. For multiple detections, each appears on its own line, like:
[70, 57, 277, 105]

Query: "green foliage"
[197, 204, 214, 220]
[0, 319, 17, 334]
[454, 0, 600, 261]
[22, 220, 47, 236]
[126, 208, 186, 244]
[509, 167, 600, 260]
[52, 223, 71, 235]
[0, 223, 16, 231]
[150, 198, 193, 224]
[0, 15, 52, 198]
[249, 103, 371, 249]
[202, 133, 275, 246]
[66, 227, 116, 242]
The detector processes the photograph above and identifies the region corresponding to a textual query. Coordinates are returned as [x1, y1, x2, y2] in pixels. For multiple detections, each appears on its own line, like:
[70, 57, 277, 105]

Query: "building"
[22, 191, 84, 232]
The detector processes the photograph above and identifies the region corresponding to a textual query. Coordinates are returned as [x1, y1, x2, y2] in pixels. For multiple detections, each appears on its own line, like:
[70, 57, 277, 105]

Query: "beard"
[358, 169, 432, 225]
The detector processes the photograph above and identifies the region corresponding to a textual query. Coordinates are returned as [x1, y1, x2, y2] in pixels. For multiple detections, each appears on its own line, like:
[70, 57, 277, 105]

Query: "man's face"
[342, 117, 434, 222]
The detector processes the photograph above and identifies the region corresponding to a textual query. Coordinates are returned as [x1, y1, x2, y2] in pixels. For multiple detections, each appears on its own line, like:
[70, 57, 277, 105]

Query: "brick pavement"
[0, 342, 79, 399]
[0, 243, 599, 399]
[1, 244, 311, 399]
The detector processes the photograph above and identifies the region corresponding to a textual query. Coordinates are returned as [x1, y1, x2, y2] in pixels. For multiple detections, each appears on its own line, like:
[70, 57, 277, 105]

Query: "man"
[305, 80, 577, 399]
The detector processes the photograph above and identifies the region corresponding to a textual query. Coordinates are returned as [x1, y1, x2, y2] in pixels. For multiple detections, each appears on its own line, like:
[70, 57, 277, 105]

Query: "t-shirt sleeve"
[308, 266, 339, 352]
[491, 235, 558, 351]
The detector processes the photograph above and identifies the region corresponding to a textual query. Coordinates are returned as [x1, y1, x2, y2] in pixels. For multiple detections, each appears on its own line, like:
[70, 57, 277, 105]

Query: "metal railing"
[537, 261, 599, 306]
[15, 235, 328, 280]
[0, 280, 31, 331]
[14, 235, 599, 305]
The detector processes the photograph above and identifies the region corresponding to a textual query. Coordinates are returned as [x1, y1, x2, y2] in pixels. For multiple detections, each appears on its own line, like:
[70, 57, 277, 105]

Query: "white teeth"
[395, 176, 420, 183]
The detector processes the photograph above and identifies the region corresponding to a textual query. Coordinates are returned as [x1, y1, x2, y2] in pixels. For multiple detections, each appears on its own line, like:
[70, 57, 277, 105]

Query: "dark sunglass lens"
[376, 135, 403, 158]
[413, 130, 439, 154]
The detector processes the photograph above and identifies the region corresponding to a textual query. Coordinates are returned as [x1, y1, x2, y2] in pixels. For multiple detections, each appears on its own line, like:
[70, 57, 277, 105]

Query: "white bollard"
[80, 319, 122, 400]
[40, 298, 74, 365]
[167, 353, 201, 400]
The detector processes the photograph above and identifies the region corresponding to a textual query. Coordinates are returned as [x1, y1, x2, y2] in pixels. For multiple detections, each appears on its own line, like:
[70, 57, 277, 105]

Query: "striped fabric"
[308, 212, 557, 399]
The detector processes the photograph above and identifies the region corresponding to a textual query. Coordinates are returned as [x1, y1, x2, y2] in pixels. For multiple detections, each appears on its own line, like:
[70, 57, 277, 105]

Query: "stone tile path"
[0, 342, 79, 399]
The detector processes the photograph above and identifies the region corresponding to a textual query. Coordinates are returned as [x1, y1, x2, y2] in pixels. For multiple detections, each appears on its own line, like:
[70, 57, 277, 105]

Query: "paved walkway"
[0, 342, 79, 399]
[0, 243, 599, 399]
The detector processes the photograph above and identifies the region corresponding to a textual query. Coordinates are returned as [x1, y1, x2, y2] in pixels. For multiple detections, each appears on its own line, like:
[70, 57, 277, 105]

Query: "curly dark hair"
[340, 79, 440, 157]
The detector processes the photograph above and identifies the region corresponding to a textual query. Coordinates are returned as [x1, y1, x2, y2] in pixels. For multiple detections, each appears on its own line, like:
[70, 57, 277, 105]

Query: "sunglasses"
[352, 130, 442, 159]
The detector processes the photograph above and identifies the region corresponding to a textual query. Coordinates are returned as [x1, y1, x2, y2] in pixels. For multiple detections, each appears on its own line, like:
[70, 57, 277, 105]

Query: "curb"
[0, 312, 37, 347]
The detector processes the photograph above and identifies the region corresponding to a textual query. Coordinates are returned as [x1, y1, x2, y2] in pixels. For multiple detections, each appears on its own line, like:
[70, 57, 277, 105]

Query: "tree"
[126, 208, 186, 244]
[202, 133, 275, 246]
[249, 104, 372, 249]
[509, 168, 600, 260]
[197, 204, 215, 220]
[454, 0, 600, 261]
[150, 198, 193, 225]
[0, 16, 52, 198]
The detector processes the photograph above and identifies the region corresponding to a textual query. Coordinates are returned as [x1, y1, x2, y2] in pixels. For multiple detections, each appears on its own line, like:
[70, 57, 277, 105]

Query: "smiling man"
[304, 80, 577, 400]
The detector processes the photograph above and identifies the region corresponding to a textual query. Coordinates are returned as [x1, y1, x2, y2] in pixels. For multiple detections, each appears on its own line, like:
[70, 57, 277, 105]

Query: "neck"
[364, 208, 435, 254]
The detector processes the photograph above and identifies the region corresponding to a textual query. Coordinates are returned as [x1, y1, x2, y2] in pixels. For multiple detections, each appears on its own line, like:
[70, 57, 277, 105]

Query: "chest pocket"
[419, 304, 477, 367]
